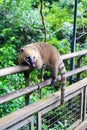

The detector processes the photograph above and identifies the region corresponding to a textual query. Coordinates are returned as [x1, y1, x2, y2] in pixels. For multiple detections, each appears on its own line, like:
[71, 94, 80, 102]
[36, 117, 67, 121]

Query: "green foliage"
[0, 44, 17, 68]
[0, 97, 25, 117]
[0, 73, 25, 117]
[49, 38, 70, 54]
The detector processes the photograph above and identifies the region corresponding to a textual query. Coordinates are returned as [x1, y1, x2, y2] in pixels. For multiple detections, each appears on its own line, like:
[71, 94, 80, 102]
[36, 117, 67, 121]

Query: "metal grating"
[18, 123, 31, 130]
[39, 94, 82, 130]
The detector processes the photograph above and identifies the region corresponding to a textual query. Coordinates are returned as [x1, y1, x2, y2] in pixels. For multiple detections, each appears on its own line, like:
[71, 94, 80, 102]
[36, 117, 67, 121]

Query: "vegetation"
[0, 0, 87, 119]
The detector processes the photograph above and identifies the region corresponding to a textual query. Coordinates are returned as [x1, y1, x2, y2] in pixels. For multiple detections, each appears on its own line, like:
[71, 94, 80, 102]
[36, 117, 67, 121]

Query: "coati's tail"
[59, 59, 66, 105]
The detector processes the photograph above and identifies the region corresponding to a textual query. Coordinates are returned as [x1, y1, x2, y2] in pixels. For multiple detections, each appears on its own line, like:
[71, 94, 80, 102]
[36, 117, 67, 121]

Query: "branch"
[76, 32, 87, 40]
[76, 8, 87, 40]
[40, 0, 47, 42]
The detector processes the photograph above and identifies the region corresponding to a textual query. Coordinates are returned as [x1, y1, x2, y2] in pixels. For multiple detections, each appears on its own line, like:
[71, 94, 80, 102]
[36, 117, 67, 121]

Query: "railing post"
[69, 0, 78, 84]
[38, 84, 42, 99]
[24, 71, 30, 105]
[77, 56, 83, 81]
[69, 0, 78, 110]
[83, 86, 86, 120]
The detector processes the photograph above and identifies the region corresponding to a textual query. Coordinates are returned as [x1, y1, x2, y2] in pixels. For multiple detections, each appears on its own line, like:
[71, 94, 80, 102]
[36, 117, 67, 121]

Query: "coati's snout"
[25, 55, 36, 68]
[20, 48, 36, 68]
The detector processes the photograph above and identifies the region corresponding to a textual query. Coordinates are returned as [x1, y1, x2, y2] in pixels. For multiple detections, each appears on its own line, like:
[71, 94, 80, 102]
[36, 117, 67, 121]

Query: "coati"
[18, 42, 66, 104]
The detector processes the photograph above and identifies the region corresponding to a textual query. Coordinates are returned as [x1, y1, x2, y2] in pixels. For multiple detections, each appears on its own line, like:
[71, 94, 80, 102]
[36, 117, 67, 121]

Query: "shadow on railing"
[0, 50, 87, 130]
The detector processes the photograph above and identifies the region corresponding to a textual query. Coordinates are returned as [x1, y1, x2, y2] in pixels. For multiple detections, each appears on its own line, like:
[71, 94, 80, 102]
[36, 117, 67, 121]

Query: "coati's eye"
[25, 55, 36, 67]
[20, 48, 24, 53]
[25, 56, 31, 63]
[25, 55, 29, 59]
[25, 55, 32, 65]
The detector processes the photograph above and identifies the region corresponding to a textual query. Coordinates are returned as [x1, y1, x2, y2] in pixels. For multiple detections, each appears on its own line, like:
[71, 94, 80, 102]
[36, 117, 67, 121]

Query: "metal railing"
[0, 50, 87, 130]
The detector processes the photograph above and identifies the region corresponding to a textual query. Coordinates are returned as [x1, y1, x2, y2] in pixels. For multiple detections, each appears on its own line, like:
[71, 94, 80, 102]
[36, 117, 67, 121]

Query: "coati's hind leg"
[41, 66, 45, 81]
[50, 65, 58, 86]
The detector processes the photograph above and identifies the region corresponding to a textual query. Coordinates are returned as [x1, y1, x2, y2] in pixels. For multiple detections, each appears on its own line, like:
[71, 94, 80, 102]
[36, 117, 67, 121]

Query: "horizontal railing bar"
[0, 78, 87, 130]
[0, 85, 38, 105]
[66, 65, 87, 78]
[39, 65, 87, 89]
[74, 118, 87, 130]
[0, 65, 87, 104]
[0, 65, 29, 77]
[0, 50, 87, 77]
[61, 49, 87, 60]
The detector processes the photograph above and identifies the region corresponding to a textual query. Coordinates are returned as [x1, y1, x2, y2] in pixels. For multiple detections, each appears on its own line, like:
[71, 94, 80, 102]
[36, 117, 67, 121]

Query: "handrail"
[0, 50, 87, 77]
[0, 65, 29, 77]
[74, 118, 87, 130]
[61, 49, 87, 60]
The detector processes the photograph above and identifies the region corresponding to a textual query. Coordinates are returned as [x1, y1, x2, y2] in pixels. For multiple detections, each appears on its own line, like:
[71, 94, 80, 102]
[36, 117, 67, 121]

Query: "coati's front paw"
[50, 80, 55, 86]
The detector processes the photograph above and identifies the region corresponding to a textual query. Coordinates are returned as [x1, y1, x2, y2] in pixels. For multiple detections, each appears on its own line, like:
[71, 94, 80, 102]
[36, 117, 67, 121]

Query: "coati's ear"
[20, 48, 24, 53]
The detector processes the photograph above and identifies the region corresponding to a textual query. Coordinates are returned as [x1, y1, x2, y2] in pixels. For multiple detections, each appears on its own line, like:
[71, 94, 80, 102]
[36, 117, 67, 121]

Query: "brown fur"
[19, 42, 66, 104]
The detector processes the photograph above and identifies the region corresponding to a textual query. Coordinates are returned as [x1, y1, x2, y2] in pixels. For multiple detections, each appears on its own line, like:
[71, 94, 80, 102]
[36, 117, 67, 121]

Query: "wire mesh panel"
[38, 91, 83, 130]
[18, 123, 31, 130]
[6, 116, 34, 130]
